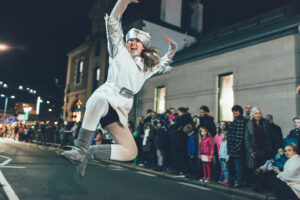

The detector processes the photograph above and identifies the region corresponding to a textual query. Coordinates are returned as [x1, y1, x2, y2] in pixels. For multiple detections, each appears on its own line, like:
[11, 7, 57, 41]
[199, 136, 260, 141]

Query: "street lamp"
[1, 94, 15, 121]
[18, 85, 23, 90]
[3, 83, 7, 88]
[0, 44, 9, 51]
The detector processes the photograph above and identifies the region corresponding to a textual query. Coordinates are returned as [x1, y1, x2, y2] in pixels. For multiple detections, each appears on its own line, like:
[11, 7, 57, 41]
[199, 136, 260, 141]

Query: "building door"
[218, 73, 234, 122]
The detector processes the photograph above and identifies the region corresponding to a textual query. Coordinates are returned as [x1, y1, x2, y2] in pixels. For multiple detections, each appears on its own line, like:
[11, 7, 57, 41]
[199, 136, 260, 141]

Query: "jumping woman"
[61, 0, 178, 176]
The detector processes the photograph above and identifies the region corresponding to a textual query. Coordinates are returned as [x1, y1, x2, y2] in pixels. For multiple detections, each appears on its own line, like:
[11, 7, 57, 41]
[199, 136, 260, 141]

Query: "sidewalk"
[11, 139, 277, 200]
[100, 160, 277, 200]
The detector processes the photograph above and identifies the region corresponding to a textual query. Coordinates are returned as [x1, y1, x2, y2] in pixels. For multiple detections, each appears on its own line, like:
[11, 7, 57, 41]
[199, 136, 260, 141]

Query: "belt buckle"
[119, 87, 134, 98]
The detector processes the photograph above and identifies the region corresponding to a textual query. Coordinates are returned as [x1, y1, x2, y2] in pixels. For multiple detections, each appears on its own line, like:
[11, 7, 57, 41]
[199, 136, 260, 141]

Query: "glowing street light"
[46, 101, 50, 104]
[0, 44, 9, 51]
[48, 108, 52, 112]
[3, 83, 7, 88]
[10, 95, 15, 99]
[0, 94, 5, 98]
[19, 85, 23, 90]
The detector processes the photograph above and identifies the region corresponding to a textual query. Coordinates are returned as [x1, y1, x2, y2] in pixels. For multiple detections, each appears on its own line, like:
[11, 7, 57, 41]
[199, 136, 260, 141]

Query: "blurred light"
[18, 85, 23, 90]
[48, 108, 52, 112]
[54, 121, 58, 125]
[0, 94, 5, 97]
[29, 89, 33, 93]
[10, 95, 15, 99]
[0, 81, 3, 85]
[0, 44, 9, 51]
[33, 90, 36, 94]
[26, 88, 30, 91]
[40, 99, 43, 103]
[64, 121, 68, 125]
[46, 101, 50, 104]
[3, 83, 7, 88]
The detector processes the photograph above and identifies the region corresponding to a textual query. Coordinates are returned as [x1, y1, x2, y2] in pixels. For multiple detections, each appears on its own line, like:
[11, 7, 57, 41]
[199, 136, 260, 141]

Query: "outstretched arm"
[105, 0, 139, 58]
[151, 36, 178, 77]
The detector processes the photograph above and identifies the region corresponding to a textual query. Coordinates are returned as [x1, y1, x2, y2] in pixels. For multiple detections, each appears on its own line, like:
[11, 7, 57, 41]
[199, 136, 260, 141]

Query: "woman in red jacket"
[198, 127, 214, 182]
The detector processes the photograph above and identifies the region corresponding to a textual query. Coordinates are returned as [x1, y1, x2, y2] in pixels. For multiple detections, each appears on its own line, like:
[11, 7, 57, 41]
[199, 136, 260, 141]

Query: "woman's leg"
[88, 122, 138, 161]
[61, 92, 109, 176]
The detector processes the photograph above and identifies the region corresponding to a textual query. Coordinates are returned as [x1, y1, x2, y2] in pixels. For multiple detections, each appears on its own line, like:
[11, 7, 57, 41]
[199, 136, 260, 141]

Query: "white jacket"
[277, 154, 300, 198]
[93, 14, 176, 127]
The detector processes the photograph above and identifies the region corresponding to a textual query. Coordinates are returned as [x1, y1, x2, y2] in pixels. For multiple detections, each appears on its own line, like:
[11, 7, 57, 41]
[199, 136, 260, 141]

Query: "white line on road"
[89, 162, 106, 167]
[177, 182, 211, 191]
[136, 172, 157, 177]
[0, 170, 20, 200]
[0, 155, 12, 166]
[0, 166, 26, 169]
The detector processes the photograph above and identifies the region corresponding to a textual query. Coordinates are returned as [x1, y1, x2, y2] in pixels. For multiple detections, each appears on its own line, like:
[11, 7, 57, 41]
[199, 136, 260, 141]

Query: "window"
[218, 73, 234, 122]
[76, 60, 84, 83]
[71, 99, 82, 122]
[154, 86, 166, 114]
[93, 67, 100, 91]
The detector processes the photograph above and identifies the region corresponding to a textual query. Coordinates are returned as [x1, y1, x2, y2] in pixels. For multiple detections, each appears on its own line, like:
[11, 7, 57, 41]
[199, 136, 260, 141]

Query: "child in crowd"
[142, 122, 155, 168]
[198, 127, 214, 182]
[219, 132, 229, 184]
[215, 121, 228, 182]
[253, 147, 288, 192]
[184, 124, 198, 179]
[153, 120, 167, 171]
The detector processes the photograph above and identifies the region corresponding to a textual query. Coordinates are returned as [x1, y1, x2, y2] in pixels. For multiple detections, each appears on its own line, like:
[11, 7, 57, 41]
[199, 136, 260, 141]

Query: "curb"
[101, 160, 277, 200]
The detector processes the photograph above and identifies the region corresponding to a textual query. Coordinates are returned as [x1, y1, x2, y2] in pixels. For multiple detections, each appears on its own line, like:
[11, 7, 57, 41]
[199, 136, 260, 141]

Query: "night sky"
[0, 0, 297, 100]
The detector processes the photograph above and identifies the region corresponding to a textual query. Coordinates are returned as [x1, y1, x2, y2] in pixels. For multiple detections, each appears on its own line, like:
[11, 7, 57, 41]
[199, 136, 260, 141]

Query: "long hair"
[141, 46, 161, 71]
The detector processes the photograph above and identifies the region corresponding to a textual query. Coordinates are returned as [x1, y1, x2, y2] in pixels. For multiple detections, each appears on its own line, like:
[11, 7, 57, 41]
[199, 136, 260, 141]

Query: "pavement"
[0, 138, 278, 200]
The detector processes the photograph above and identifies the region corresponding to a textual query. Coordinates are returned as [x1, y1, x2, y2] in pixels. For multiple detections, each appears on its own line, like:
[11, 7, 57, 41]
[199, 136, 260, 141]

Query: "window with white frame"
[154, 86, 166, 114]
[76, 60, 84, 84]
[218, 73, 234, 122]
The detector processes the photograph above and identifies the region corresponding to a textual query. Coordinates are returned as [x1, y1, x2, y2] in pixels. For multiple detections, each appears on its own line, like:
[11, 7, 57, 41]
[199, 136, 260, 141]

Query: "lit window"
[154, 86, 166, 114]
[96, 68, 100, 81]
[218, 73, 234, 122]
[76, 60, 84, 83]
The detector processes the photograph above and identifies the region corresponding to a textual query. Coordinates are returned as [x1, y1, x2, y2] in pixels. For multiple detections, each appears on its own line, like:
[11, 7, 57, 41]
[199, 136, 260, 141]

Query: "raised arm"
[151, 36, 178, 77]
[105, 0, 138, 58]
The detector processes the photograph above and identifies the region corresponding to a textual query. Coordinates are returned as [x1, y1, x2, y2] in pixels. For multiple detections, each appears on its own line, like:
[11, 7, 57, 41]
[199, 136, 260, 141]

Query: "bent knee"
[125, 144, 138, 161]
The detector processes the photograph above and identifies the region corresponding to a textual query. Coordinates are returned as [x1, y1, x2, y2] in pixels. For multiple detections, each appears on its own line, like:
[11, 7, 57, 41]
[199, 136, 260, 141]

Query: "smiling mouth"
[130, 46, 138, 51]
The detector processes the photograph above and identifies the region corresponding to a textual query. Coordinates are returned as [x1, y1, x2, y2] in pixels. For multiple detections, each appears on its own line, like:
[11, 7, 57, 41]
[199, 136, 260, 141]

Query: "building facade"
[137, 3, 300, 135]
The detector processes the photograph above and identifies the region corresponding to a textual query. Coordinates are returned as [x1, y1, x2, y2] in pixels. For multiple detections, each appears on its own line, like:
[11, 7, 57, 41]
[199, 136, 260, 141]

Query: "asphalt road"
[0, 138, 251, 200]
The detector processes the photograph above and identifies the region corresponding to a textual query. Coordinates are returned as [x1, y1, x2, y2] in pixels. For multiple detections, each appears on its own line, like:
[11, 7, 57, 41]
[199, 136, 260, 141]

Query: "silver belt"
[119, 87, 134, 99]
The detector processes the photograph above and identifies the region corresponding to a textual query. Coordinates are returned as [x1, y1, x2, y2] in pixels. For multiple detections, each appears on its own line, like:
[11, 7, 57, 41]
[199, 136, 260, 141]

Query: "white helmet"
[126, 28, 151, 47]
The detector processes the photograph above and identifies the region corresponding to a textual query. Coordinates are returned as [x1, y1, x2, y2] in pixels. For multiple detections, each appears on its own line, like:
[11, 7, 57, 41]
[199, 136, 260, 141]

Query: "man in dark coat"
[266, 114, 283, 156]
[227, 105, 247, 187]
[287, 117, 300, 153]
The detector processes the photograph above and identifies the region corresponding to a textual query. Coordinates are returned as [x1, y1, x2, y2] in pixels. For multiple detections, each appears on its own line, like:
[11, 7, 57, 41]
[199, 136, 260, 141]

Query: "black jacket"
[199, 115, 216, 137]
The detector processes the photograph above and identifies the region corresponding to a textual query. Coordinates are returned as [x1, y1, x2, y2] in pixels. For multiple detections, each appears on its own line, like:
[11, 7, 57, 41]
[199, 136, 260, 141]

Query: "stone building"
[137, 2, 300, 135]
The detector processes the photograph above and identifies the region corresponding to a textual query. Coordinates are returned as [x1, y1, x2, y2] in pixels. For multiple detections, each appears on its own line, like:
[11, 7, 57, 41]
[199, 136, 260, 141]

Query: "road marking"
[177, 182, 211, 191]
[89, 162, 106, 167]
[0, 155, 12, 166]
[0, 166, 26, 169]
[136, 172, 157, 177]
[0, 170, 20, 200]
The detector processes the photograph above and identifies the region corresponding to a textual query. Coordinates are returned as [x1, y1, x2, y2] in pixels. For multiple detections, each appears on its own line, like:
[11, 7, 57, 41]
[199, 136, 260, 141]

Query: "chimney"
[160, 0, 183, 27]
[190, 0, 204, 33]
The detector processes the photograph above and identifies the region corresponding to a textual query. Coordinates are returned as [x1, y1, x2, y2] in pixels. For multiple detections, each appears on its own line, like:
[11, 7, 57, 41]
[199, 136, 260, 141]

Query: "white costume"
[83, 14, 177, 130]
[277, 154, 300, 198]
[61, 0, 177, 177]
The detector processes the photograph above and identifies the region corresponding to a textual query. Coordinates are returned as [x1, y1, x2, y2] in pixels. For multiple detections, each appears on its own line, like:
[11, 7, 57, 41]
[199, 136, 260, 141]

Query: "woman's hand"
[128, 0, 140, 3]
[165, 35, 177, 46]
[273, 167, 281, 174]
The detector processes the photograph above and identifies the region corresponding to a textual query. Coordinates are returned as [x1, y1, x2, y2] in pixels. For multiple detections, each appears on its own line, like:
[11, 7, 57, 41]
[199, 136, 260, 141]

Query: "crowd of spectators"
[130, 105, 300, 200]
[0, 104, 299, 199]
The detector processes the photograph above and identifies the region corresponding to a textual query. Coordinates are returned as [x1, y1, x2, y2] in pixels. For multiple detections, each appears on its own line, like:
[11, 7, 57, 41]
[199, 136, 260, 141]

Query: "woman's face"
[220, 122, 226, 130]
[127, 38, 144, 57]
[253, 109, 262, 121]
[284, 146, 296, 158]
[199, 110, 206, 117]
[201, 129, 207, 137]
